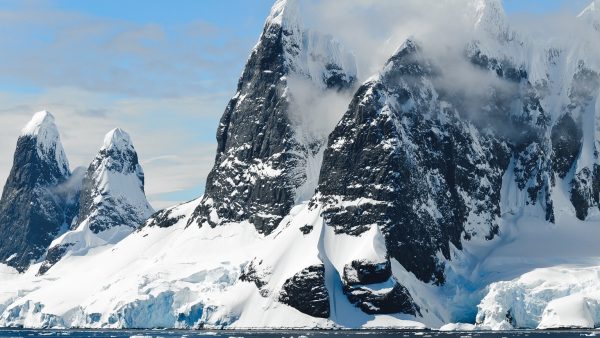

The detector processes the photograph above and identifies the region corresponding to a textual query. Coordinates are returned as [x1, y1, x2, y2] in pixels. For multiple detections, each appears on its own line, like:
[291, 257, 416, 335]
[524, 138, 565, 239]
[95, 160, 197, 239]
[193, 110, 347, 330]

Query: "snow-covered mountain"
[0, 111, 77, 272]
[37, 128, 154, 275]
[1, 0, 600, 331]
[189, 0, 356, 234]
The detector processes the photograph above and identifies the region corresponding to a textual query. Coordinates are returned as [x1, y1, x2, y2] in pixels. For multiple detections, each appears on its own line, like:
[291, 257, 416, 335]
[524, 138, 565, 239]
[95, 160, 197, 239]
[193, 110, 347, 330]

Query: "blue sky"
[0, 0, 273, 208]
[504, 0, 589, 14]
[0, 0, 592, 209]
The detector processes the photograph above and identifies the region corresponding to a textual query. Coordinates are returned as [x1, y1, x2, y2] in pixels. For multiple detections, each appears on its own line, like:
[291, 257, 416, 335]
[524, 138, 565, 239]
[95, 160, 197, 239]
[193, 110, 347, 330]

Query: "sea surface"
[0, 329, 598, 338]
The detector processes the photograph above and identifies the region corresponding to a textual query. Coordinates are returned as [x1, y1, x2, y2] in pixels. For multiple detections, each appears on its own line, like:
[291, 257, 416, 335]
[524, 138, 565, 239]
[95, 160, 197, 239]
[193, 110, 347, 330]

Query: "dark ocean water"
[0, 329, 598, 338]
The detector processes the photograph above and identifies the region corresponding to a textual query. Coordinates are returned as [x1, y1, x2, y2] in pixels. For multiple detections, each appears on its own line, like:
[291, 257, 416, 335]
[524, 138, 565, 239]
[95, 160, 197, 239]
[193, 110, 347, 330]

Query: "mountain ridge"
[1, 0, 600, 331]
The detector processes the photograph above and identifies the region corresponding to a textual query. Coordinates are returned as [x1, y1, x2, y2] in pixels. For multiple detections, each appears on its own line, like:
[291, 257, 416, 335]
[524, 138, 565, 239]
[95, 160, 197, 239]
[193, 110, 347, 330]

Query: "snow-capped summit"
[264, 0, 299, 30]
[37, 128, 153, 275]
[19, 110, 69, 178]
[0, 111, 74, 272]
[189, 0, 356, 234]
[76, 127, 153, 233]
[21, 110, 54, 134]
[579, 0, 599, 17]
[102, 127, 134, 151]
[469, 0, 511, 40]
[578, 0, 600, 31]
[262, 0, 356, 88]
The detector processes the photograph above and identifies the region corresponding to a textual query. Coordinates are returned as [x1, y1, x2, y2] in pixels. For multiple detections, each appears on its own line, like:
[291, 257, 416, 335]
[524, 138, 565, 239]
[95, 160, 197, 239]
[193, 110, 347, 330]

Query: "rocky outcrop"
[279, 264, 330, 318]
[342, 259, 419, 315]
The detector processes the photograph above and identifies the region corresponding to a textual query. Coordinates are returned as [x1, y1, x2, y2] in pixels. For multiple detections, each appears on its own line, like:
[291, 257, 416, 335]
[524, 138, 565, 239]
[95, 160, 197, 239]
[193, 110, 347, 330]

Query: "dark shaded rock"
[189, 1, 355, 235]
[37, 243, 73, 276]
[551, 113, 582, 179]
[341, 259, 419, 315]
[299, 224, 313, 234]
[344, 279, 420, 316]
[279, 264, 330, 318]
[144, 208, 184, 229]
[570, 164, 600, 221]
[343, 259, 391, 286]
[315, 41, 511, 284]
[0, 112, 74, 272]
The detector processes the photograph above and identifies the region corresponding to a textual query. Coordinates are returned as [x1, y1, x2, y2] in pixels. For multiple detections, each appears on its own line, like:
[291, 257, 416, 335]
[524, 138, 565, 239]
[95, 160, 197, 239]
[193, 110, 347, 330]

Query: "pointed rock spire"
[188, 0, 356, 234]
[37, 128, 153, 275]
[78, 127, 153, 234]
[102, 127, 134, 151]
[19, 110, 69, 179]
[0, 111, 74, 272]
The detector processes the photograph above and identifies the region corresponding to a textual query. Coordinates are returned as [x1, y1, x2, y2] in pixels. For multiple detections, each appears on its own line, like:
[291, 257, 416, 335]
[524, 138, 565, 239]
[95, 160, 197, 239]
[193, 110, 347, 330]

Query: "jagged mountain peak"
[102, 127, 134, 152]
[19, 110, 69, 177]
[95, 127, 144, 179]
[36, 128, 153, 275]
[21, 110, 55, 136]
[0, 111, 74, 271]
[81, 127, 153, 228]
[387, 39, 420, 62]
[579, 0, 600, 31]
[189, 0, 356, 234]
[579, 0, 599, 16]
[265, 0, 300, 30]
[465, 0, 512, 43]
[260, 0, 356, 88]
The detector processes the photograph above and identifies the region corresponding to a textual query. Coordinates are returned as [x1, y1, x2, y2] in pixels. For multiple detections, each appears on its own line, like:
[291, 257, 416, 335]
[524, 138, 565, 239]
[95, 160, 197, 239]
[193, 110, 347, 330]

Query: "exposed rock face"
[343, 260, 391, 286]
[0, 111, 75, 272]
[279, 264, 330, 318]
[551, 114, 582, 179]
[239, 259, 271, 297]
[76, 128, 153, 234]
[144, 208, 184, 229]
[312, 9, 600, 285]
[315, 41, 512, 284]
[190, 0, 356, 234]
[37, 243, 72, 276]
[568, 67, 600, 220]
[38, 128, 153, 275]
[345, 280, 420, 316]
[342, 259, 420, 315]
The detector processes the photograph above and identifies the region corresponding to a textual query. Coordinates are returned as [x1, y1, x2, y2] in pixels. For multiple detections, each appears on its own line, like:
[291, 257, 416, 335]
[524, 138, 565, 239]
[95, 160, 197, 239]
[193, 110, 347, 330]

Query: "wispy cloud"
[0, 0, 269, 209]
[0, 1, 249, 98]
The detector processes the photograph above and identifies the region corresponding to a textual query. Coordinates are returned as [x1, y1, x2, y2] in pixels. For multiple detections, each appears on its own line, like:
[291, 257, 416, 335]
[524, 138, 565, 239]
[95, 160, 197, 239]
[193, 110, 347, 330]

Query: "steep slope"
[0, 111, 76, 272]
[38, 128, 154, 275]
[0, 199, 431, 329]
[189, 0, 357, 234]
[311, 0, 600, 322]
[578, 0, 600, 32]
[315, 40, 512, 285]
